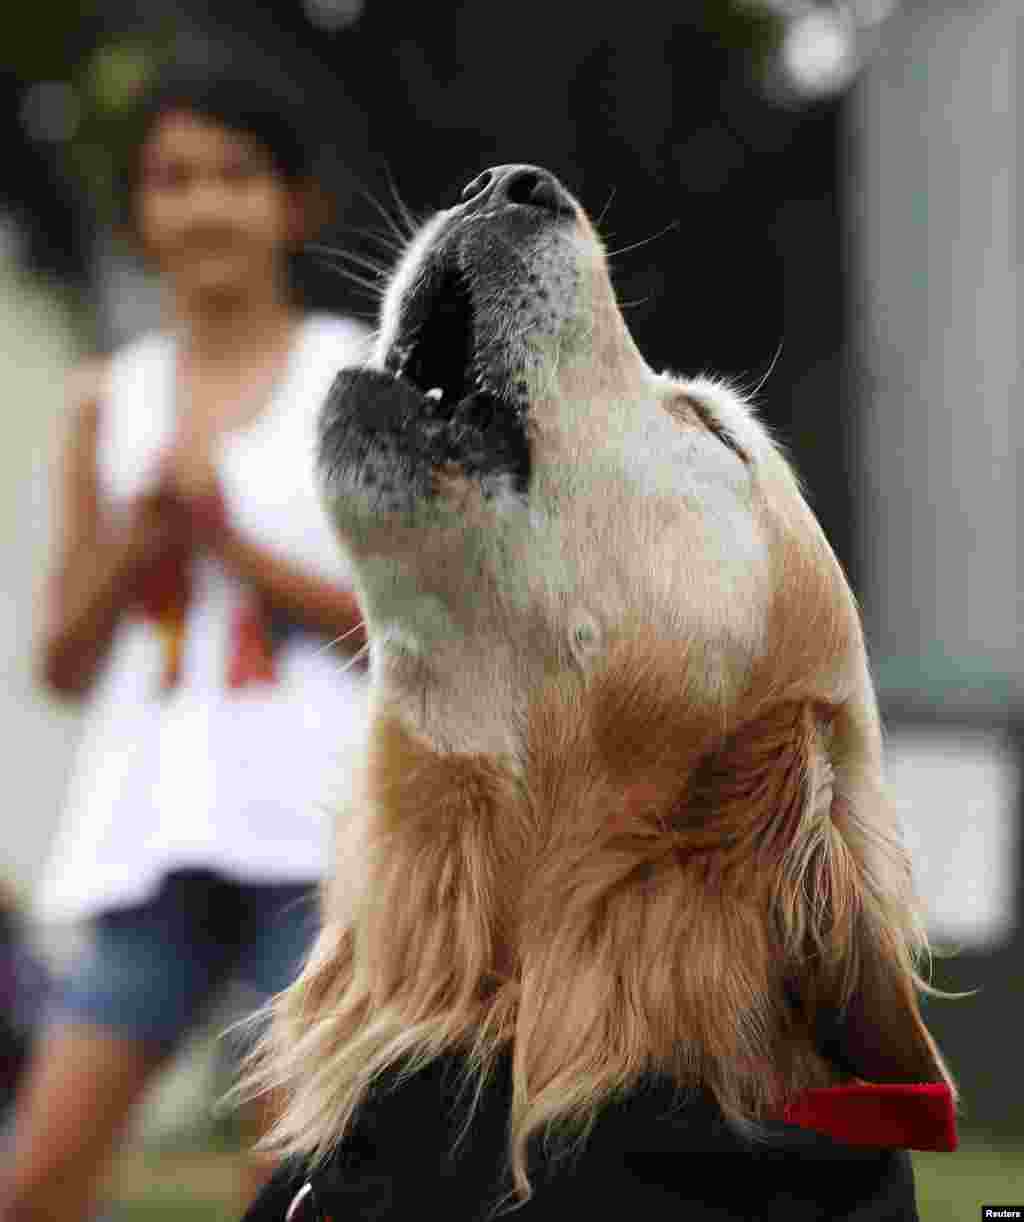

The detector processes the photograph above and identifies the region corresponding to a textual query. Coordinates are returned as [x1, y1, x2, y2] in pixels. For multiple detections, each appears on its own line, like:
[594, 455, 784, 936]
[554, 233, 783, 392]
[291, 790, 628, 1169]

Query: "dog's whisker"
[311, 621, 368, 659]
[338, 642, 372, 675]
[356, 182, 410, 245]
[382, 161, 421, 239]
[330, 223, 405, 254]
[309, 256, 386, 300]
[747, 340, 785, 400]
[306, 242, 390, 279]
[594, 185, 617, 233]
[605, 220, 680, 260]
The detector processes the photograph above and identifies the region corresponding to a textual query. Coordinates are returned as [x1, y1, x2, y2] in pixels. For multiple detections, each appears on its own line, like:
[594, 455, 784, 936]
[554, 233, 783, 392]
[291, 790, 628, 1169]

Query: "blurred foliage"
[65, 29, 179, 228]
[7, 9, 183, 227]
[699, 0, 785, 71]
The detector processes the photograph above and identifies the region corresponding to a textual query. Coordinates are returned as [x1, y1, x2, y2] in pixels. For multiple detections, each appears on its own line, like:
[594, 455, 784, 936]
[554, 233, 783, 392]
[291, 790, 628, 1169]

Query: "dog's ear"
[797, 904, 951, 1086]
[774, 703, 954, 1090]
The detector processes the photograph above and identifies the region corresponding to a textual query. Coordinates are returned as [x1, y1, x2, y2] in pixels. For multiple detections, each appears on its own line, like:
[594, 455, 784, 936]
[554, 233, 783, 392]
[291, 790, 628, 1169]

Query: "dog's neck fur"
[319, 638, 851, 1126]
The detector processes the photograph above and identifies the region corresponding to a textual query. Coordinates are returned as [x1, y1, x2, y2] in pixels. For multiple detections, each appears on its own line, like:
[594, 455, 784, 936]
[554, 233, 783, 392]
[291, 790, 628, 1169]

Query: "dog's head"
[319, 165, 777, 757]
[271, 165, 953, 1194]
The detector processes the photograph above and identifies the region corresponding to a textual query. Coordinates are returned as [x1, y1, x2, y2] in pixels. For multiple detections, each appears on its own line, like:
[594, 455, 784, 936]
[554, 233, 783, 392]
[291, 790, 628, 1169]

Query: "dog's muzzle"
[318, 165, 580, 509]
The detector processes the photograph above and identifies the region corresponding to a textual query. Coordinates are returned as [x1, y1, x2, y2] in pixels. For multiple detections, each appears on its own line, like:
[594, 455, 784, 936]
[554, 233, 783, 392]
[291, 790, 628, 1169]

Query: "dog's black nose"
[458, 165, 574, 217]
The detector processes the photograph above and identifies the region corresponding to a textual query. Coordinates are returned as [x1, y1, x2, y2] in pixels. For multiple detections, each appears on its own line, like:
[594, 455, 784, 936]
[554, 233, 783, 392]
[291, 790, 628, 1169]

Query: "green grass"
[107, 1149, 243, 1222]
[117, 1205, 231, 1222]
[108, 1134, 1023, 1220]
[913, 1135, 1023, 1221]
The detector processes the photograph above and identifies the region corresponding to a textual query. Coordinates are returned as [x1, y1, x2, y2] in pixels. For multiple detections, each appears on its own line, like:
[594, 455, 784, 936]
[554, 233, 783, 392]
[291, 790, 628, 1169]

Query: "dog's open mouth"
[320, 253, 532, 502]
[390, 261, 480, 407]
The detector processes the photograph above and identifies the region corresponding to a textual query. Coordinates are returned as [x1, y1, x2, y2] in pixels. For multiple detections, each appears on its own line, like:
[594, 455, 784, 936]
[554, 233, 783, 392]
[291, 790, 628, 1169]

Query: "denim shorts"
[49, 869, 319, 1051]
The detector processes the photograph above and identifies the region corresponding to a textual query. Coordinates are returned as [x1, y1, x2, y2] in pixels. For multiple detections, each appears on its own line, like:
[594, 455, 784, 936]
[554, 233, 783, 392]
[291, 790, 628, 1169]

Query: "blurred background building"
[2, 0, 1020, 1188]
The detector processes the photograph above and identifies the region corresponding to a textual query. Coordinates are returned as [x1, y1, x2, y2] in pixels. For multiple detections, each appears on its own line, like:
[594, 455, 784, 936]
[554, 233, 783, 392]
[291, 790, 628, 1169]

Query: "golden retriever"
[244, 164, 956, 1206]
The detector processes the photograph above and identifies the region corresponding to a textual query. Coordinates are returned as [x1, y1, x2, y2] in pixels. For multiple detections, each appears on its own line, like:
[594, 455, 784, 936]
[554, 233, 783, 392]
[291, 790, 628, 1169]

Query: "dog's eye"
[697, 412, 748, 465]
[674, 393, 750, 466]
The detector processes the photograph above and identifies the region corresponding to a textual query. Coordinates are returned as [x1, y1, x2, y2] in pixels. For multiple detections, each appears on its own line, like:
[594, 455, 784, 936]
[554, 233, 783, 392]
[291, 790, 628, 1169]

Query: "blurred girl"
[2, 53, 370, 1221]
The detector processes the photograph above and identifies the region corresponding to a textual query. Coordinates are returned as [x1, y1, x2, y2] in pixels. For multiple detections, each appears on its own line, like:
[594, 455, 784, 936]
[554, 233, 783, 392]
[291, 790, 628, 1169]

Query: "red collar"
[781, 1081, 957, 1151]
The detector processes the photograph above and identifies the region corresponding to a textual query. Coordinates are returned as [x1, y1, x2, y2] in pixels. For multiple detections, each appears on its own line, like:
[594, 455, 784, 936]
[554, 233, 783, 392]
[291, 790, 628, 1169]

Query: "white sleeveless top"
[35, 313, 372, 923]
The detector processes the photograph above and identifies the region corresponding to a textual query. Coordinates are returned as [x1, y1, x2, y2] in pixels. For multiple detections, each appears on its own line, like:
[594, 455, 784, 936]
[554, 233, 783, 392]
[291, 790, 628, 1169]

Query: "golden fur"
[237, 169, 956, 1205]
